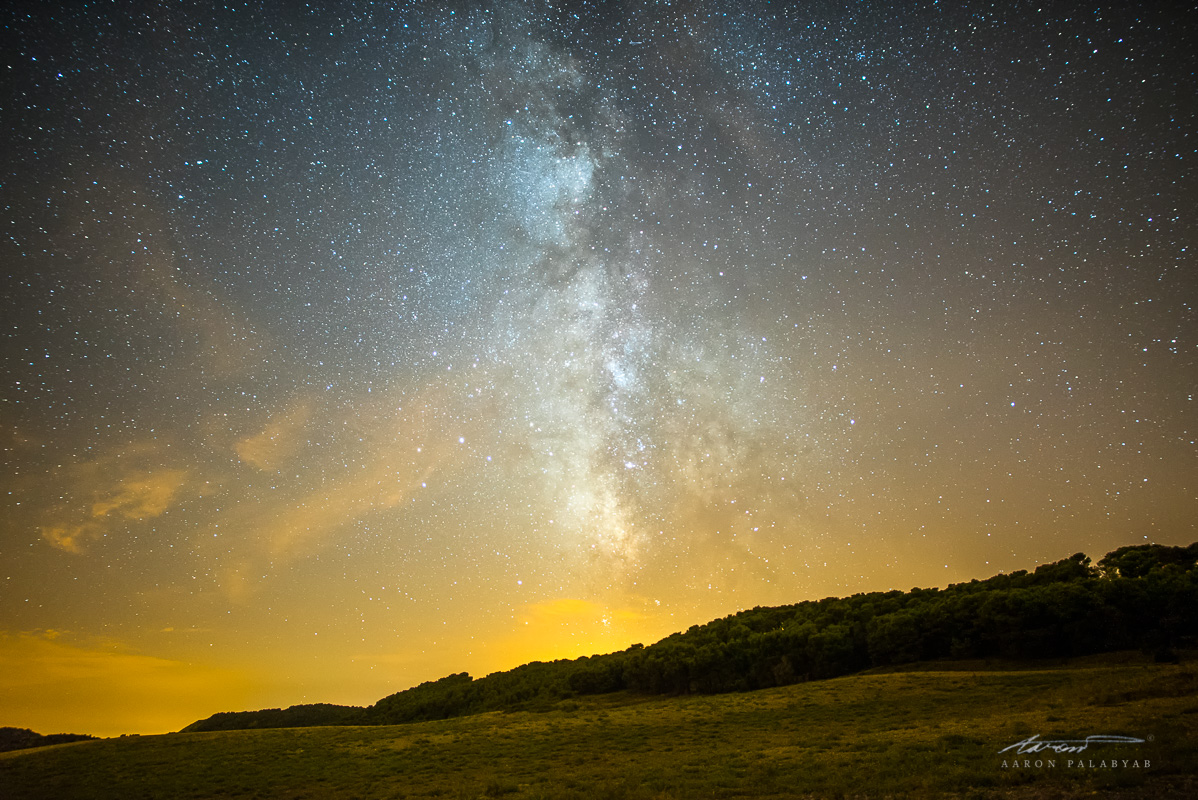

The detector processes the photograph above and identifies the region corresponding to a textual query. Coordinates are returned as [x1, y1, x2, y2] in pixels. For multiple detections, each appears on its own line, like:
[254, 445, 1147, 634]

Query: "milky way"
[2, 1, 1195, 734]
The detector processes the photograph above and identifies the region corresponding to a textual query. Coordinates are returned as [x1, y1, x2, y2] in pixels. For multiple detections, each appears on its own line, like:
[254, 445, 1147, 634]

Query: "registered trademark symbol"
[1148, 734, 1155, 742]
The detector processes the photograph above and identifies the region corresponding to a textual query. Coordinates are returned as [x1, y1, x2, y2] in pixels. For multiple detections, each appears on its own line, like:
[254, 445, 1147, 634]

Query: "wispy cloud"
[40, 524, 93, 555]
[233, 401, 314, 471]
[198, 382, 472, 599]
[39, 448, 191, 554]
[89, 468, 188, 519]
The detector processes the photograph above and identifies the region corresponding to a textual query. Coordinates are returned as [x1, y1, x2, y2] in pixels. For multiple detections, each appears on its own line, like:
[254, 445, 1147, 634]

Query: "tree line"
[182, 541, 1198, 732]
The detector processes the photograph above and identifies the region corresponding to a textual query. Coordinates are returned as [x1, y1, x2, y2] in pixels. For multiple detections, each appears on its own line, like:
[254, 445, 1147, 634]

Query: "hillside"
[5, 657, 1196, 799]
[183, 541, 1198, 732]
[0, 728, 96, 753]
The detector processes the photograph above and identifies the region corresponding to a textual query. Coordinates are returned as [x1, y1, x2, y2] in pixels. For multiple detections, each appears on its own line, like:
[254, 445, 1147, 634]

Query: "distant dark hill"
[181, 703, 366, 733]
[0, 727, 97, 752]
[182, 540, 1198, 732]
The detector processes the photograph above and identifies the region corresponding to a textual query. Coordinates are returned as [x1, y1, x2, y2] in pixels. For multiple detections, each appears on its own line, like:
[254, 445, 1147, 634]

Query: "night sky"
[3, 1, 1195, 736]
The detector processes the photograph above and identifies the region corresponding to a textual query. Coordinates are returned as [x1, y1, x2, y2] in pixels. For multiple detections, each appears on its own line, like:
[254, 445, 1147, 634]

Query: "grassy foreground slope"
[2, 655, 1195, 799]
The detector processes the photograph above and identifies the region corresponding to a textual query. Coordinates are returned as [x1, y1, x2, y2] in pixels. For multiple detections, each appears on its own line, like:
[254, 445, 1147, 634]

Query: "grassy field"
[2, 654, 1195, 799]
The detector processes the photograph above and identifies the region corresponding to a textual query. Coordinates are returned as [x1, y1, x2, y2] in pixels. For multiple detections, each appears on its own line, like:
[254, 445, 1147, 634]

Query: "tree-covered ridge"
[183, 541, 1198, 732]
[180, 703, 365, 733]
[0, 727, 97, 752]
